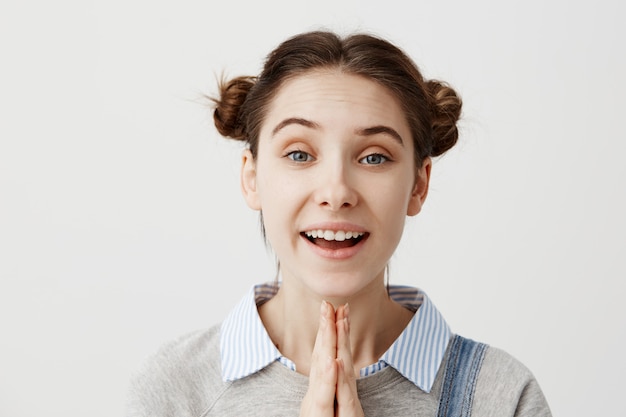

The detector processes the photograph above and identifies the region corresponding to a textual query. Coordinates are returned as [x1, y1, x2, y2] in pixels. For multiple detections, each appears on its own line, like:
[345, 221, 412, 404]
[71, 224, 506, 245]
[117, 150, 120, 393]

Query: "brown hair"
[212, 31, 462, 168]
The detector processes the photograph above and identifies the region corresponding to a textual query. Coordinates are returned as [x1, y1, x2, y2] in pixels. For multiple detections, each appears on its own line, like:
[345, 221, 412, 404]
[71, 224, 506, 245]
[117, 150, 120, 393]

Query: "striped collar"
[220, 283, 451, 393]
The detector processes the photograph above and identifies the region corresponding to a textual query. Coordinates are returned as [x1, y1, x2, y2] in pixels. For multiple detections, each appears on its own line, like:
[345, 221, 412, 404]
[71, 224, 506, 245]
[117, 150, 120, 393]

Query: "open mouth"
[301, 229, 368, 250]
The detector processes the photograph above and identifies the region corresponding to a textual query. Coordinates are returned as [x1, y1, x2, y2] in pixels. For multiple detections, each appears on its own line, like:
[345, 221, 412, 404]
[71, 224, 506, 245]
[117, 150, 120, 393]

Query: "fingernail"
[344, 317, 349, 332]
[344, 303, 350, 317]
[321, 300, 328, 315]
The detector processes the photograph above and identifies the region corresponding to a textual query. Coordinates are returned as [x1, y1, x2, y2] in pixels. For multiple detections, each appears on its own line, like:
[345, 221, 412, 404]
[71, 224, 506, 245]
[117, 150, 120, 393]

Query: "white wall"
[1, 0, 624, 415]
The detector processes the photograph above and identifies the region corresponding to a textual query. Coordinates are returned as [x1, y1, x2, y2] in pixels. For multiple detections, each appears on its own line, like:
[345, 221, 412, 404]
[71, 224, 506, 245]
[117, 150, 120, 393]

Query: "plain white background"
[1, 0, 624, 415]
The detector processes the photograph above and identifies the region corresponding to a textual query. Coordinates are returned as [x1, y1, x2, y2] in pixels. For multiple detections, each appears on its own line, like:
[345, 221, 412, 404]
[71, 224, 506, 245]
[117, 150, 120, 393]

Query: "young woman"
[127, 31, 551, 417]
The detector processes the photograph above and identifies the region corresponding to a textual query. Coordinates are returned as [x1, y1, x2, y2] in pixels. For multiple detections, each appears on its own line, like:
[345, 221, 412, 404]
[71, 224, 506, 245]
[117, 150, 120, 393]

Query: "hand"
[300, 301, 364, 417]
[335, 303, 363, 417]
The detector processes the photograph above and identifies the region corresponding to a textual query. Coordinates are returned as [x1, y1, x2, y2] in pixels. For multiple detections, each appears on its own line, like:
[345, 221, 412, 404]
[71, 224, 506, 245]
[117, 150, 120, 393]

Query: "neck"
[258, 278, 414, 376]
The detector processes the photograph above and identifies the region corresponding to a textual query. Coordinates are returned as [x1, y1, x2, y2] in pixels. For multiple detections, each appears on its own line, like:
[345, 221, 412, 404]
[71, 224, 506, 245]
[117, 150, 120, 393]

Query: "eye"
[286, 150, 314, 162]
[359, 153, 389, 165]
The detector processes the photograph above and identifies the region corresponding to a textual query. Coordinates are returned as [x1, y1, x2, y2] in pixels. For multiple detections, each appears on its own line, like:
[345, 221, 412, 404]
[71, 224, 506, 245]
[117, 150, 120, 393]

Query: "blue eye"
[360, 153, 388, 165]
[287, 150, 313, 162]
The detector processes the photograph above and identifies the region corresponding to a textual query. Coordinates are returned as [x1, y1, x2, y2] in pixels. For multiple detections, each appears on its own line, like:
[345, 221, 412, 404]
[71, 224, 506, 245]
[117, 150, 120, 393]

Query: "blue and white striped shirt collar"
[220, 283, 451, 393]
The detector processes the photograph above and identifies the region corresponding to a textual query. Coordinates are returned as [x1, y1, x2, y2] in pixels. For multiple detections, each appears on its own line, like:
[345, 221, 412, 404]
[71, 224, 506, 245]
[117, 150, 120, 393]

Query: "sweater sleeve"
[513, 377, 552, 417]
[126, 326, 227, 417]
[471, 347, 552, 417]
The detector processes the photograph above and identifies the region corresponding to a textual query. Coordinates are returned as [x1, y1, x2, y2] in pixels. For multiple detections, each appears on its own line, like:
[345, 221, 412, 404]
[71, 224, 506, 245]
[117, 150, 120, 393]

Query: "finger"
[300, 301, 337, 417]
[336, 304, 363, 417]
[335, 302, 346, 322]
[336, 358, 364, 417]
[318, 300, 337, 362]
[336, 304, 354, 374]
[300, 356, 336, 416]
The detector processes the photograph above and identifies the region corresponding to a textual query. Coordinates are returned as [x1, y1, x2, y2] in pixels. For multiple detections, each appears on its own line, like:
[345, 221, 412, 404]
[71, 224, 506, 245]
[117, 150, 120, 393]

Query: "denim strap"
[437, 335, 488, 417]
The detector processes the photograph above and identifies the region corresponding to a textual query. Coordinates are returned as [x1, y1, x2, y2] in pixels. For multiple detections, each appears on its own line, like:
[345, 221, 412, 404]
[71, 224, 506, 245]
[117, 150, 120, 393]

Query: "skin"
[240, 70, 431, 416]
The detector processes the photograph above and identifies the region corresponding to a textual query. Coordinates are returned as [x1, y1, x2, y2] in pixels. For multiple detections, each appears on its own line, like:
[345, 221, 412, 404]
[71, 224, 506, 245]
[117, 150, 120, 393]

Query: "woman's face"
[241, 70, 430, 300]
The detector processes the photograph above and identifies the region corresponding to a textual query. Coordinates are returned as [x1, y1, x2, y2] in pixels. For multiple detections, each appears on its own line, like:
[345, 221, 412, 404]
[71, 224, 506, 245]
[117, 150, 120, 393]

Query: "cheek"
[366, 174, 414, 211]
[366, 177, 414, 238]
[255, 171, 305, 233]
[257, 172, 300, 206]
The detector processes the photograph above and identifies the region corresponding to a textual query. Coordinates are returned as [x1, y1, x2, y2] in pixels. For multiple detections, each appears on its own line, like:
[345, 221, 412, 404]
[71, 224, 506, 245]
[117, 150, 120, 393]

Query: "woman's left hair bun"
[212, 76, 256, 141]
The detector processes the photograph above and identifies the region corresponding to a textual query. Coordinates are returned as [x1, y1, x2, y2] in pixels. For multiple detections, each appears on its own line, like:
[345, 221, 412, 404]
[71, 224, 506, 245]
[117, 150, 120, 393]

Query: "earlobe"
[241, 149, 261, 210]
[407, 157, 431, 216]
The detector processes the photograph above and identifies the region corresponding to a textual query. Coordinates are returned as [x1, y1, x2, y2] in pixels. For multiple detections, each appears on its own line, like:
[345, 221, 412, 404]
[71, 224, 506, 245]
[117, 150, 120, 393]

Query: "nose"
[313, 159, 358, 211]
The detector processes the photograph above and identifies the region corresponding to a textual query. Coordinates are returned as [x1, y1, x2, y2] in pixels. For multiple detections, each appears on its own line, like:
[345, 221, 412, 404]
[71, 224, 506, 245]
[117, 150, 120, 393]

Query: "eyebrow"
[271, 118, 404, 146]
[356, 126, 405, 146]
[271, 118, 320, 137]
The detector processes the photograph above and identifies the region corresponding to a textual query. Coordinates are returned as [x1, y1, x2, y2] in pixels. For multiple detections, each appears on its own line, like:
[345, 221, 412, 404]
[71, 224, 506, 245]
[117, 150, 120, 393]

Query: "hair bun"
[426, 80, 462, 156]
[212, 76, 256, 141]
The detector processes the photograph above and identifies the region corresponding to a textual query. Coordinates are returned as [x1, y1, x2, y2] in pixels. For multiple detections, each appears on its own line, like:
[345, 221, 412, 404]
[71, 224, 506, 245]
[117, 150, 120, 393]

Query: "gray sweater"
[127, 326, 551, 417]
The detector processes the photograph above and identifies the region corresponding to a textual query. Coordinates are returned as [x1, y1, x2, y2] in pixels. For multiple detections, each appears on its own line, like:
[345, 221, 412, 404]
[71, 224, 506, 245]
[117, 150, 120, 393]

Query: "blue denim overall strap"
[437, 335, 488, 417]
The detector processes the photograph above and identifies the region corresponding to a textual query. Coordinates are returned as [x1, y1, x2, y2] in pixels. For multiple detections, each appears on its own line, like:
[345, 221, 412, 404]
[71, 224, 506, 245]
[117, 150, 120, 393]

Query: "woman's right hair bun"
[212, 76, 256, 141]
[426, 80, 462, 156]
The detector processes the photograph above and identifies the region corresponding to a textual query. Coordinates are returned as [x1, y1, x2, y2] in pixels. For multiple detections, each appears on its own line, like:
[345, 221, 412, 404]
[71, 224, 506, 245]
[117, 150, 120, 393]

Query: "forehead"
[260, 70, 410, 137]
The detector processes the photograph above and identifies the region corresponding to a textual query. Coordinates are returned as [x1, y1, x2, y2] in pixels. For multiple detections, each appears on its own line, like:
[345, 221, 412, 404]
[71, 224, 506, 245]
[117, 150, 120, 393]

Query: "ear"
[407, 157, 431, 216]
[240, 149, 261, 210]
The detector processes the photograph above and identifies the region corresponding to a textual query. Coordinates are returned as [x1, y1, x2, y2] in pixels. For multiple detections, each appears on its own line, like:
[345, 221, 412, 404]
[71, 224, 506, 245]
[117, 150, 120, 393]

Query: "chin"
[304, 273, 381, 302]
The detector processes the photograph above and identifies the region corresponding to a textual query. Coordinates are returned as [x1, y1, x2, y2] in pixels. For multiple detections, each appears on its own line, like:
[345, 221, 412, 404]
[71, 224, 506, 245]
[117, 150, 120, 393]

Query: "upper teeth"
[304, 230, 364, 241]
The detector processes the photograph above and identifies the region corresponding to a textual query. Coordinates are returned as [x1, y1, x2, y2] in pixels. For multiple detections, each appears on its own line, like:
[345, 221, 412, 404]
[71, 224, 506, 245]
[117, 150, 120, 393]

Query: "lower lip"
[301, 234, 368, 260]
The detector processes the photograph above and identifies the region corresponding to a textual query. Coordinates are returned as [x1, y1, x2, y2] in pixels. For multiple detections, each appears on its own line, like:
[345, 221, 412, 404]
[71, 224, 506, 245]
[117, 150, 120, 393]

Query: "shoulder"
[473, 345, 552, 417]
[126, 325, 229, 417]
